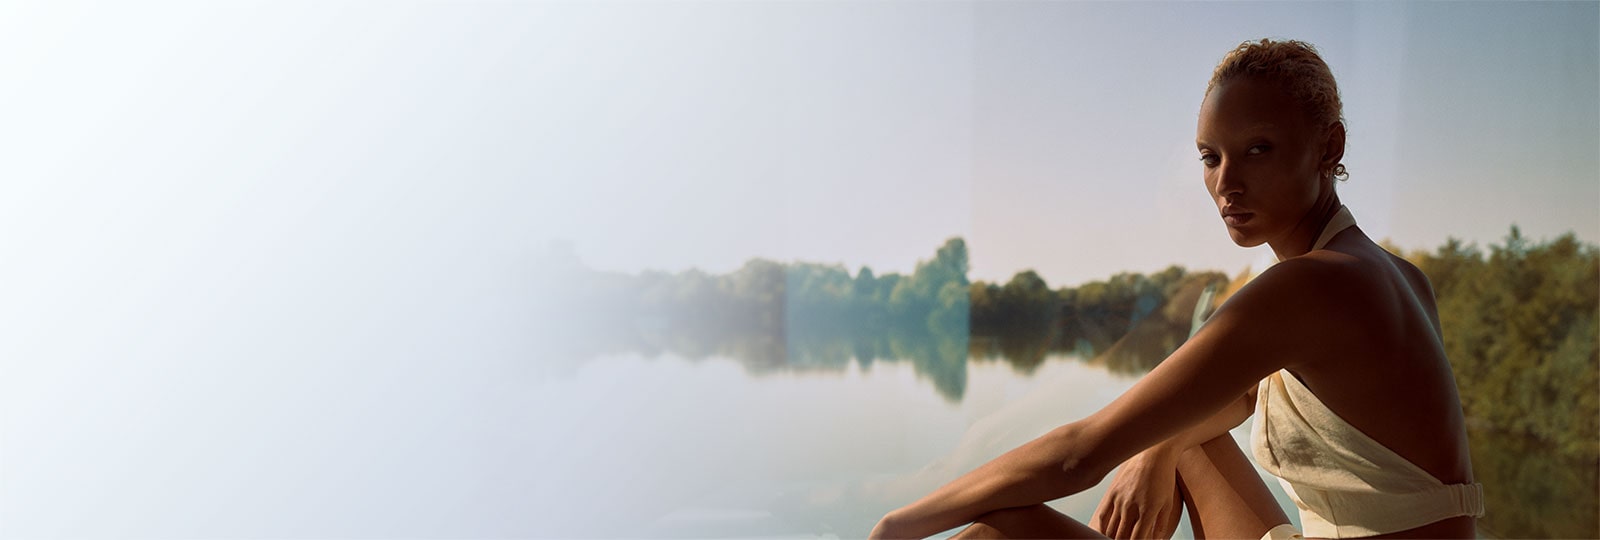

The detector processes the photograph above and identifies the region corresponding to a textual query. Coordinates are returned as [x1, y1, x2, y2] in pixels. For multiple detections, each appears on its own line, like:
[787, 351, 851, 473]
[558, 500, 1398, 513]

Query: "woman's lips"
[1224, 212, 1254, 226]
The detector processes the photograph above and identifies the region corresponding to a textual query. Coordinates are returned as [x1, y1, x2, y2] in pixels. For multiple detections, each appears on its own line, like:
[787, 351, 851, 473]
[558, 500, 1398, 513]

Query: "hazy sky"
[527, 1, 1596, 286]
[5, 1, 1595, 290]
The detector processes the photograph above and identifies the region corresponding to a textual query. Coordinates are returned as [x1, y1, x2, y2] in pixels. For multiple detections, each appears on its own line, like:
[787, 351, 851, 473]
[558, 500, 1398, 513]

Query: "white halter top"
[1250, 205, 1487, 537]
[1275, 205, 1358, 263]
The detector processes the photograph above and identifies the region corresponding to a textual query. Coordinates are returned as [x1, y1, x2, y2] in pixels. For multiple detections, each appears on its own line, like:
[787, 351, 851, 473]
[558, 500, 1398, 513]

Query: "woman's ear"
[1320, 121, 1347, 173]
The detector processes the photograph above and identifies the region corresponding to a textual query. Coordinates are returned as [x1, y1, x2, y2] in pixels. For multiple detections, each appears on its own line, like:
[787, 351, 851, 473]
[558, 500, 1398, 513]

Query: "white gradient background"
[1, 1, 1595, 538]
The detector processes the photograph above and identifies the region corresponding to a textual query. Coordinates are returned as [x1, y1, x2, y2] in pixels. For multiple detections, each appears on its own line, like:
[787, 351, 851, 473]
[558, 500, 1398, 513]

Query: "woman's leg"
[949, 504, 1108, 540]
[949, 433, 1288, 540]
[1174, 434, 1292, 539]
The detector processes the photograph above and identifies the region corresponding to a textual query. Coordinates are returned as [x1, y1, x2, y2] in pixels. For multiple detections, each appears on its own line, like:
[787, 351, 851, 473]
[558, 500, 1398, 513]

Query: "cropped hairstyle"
[1205, 38, 1348, 182]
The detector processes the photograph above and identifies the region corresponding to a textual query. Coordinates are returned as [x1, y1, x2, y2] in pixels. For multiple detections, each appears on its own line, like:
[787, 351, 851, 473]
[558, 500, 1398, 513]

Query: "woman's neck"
[1270, 195, 1344, 261]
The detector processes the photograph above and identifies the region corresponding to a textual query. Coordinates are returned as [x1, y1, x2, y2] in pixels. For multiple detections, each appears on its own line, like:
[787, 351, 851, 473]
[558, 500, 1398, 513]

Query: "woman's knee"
[951, 511, 1027, 540]
[951, 520, 1002, 539]
[973, 504, 1051, 530]
[952, 504, 1101, 539]
[1173, 435, 1291, 539]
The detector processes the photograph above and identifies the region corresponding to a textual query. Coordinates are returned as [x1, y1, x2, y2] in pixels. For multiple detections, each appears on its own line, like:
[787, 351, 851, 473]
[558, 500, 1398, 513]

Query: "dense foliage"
[1401, 227, 1599, 460]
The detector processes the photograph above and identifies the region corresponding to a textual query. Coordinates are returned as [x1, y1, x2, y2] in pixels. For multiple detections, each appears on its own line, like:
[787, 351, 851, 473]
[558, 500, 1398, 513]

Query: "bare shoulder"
[1219, 251, 1371, 318]
[1385, 249, 1440, 300]
[1203, 251, 1388, 366]
[1278, 244, 1421, 307]
[1377, 247, 1446, 333]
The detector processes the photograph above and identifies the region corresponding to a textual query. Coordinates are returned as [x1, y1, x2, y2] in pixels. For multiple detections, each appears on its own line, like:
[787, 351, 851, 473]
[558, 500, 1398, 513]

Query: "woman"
[867, 39, 1484, 540]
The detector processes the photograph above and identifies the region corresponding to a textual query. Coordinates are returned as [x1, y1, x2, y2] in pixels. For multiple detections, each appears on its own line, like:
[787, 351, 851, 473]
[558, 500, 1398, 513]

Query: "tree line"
[537, 228, 1599, 459]
[1398, 226, 1598, 460]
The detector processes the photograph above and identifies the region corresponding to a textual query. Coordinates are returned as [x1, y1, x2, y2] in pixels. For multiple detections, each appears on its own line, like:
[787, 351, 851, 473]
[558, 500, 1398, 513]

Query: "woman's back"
[1287, 226, 1474, 484]
[1263, 224, 1478, 538]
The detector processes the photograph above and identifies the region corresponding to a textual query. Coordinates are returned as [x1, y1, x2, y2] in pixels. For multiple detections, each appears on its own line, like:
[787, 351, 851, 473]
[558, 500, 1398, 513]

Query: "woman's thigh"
[949, 504, 1108, 540]
[1175, 434, 1292, 539]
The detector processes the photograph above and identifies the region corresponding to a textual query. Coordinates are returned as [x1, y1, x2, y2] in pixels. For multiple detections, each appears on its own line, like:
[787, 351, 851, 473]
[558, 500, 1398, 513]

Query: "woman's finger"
[1090, 494, 1111, 532]
[1138, 506, 1167, 540]
[1165, 488, 1184, 537]
[1161, 503, 1181, 539]
[1130, 505, 1152, 540]
[1117, 504, 1141, 539]
[1147, 500, 1179, 540]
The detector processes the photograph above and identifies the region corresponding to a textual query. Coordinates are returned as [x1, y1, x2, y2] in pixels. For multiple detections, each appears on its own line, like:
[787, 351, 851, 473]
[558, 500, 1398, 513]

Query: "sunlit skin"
[867, 75, 1477, 540]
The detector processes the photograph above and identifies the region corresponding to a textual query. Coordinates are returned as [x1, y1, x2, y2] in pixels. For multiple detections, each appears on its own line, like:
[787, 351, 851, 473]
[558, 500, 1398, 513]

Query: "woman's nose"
[1214, 163, 1245, 199]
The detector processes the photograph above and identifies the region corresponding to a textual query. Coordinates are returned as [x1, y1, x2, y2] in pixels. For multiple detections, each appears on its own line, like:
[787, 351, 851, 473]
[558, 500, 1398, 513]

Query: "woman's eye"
[1199, 154, 1219, 167]
[1247, 145, 1269, 155]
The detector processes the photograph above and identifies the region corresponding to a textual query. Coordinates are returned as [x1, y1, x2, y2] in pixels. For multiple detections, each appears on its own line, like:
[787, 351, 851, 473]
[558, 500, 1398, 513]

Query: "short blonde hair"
[1205, 38, 1348, 182]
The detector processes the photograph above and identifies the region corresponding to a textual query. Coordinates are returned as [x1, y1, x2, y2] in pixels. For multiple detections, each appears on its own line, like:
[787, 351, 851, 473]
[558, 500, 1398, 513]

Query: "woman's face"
[1196, 76, 1331, 248]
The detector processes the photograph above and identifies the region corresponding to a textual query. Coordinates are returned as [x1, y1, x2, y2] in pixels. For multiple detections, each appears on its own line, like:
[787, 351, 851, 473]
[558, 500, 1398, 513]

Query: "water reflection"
[534, 241, 1594, 538]
[541, 327, 1594, 538]
[543, 349, 1595, 539]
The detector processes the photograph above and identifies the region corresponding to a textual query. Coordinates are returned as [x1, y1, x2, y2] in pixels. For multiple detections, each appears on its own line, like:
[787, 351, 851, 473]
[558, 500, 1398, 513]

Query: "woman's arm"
[869, 421, 1104, 540]
[872, 258, 1337, 539]
[1167, 382, 1257, 450]
[870, 379, 1253, 540]
[1089, 388, 1255, 538]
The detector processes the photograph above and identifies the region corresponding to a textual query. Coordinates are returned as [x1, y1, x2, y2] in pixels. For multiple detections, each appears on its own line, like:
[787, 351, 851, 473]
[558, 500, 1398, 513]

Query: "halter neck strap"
[1279, 205, 1357, 262]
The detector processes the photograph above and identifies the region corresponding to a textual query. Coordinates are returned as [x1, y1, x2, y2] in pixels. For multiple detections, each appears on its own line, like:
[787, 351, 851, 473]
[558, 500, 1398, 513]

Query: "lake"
[528, 350, 1294, 539]
[3, 347, 1589, 537]
[518, 348, 1595, 539]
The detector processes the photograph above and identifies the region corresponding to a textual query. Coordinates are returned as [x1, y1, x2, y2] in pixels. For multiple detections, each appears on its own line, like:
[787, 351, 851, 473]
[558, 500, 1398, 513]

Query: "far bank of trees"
[1400, 227, 1599, 460]
[538, 228, 1599, 459]
[967, 265, 1229, 374]
[535, 237, 1223, 398]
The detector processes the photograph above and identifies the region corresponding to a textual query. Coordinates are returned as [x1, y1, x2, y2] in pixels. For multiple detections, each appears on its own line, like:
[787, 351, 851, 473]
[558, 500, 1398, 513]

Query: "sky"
[521, 1, 1596, 287]
[4, 2, 1594, 290]
[524, 0, 1599, 287]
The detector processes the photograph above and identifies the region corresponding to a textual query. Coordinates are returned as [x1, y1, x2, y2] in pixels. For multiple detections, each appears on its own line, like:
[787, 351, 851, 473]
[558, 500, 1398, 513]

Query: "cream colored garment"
[1262, 523, 1305, 540]
[1273, 204, 1358, 265]
[1250, 205, 1486, 537]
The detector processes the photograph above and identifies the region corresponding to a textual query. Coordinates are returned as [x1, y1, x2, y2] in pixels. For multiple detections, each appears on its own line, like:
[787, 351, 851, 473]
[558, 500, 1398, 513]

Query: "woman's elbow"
[1044, 421, 1116, 495]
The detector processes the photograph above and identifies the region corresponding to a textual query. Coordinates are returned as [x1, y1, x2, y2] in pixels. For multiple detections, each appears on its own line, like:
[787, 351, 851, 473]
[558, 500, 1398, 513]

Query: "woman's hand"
[1090, 448, 1184, 539]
